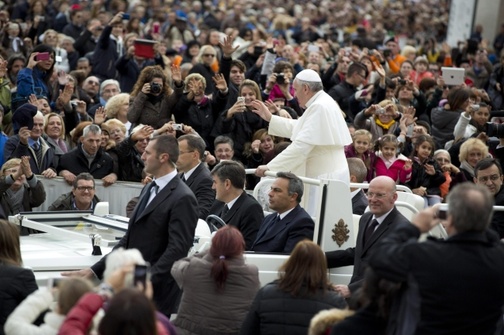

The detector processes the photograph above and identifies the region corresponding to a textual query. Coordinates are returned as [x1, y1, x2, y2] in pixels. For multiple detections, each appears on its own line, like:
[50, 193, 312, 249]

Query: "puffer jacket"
[430, 106, 462, 149]
[240, 281, 347, 335]
[172, 252, 260, 335]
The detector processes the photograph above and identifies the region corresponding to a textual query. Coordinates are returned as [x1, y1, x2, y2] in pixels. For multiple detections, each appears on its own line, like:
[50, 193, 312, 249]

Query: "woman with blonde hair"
[104, 93, 130, 128]
[458, 137, 489, 181]
[0, 219, 38, 332]
[353, 99, 402, 142]
[220, 80, 267, 163]
[241, 240, 347, 335]
[44, 113, 67, 167]
[128, 65, 184, 129]
[188, 45, 218, 95]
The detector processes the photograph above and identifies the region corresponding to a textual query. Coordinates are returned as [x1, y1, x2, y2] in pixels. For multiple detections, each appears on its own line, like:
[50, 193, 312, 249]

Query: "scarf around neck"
[375, 118, 396, 130]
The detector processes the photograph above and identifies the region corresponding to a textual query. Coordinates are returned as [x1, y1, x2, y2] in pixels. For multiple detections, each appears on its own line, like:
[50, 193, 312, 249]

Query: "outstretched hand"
[250, 100, 273, 122]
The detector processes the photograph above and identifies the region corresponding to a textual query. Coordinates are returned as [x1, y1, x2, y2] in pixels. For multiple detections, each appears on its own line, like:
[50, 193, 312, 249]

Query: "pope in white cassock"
[252, 69, 352, 184]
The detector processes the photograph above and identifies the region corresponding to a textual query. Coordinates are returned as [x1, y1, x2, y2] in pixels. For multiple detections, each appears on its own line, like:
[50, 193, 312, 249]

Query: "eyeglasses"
[203, 54, 215, 57]
[76, 186, 94, 191]
[367, 192, 389, 199]
[477, 174, 501, 183]
[357, 73, 366, 78]
[87, 81, 99, 86]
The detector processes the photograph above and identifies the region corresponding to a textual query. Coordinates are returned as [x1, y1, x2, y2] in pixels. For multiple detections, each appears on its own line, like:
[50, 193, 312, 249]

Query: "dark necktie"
[264, 215, 280, 235]
[363, 219, 379, 247]
[221, 205, 229, 218]
[136, 182, 158, 215]
[181, 174, 187, 183]
[33, 143, 42, 170]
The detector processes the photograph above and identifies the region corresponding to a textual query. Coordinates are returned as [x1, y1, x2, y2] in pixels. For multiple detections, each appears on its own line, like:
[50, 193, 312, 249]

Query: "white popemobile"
[11, 171, 444, 287]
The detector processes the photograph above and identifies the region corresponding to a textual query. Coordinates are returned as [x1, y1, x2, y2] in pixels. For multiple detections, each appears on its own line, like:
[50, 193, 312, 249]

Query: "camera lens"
[150, 82, 161, 94]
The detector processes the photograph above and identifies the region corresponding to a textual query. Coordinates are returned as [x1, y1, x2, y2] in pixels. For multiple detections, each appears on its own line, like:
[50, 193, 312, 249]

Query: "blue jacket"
[16, 67, 51, 100]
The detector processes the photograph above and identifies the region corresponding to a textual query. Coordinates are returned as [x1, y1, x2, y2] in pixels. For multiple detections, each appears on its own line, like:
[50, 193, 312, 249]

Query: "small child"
[406, 134, 446, 207]
[373, 134, 412, 184]
[344, 129, 376, 182]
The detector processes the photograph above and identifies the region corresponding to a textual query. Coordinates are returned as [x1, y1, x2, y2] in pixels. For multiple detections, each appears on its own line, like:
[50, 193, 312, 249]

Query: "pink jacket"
[58, 293, 169, 335]
[374, 153, 412, 184]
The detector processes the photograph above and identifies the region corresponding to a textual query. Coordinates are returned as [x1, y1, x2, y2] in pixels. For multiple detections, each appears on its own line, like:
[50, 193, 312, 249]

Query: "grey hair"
[446, 183, 493, 233]
[103, 248, 146, 283]
[295, 78, 323, 92]
[347, 157, 367, 183]
[100, 79, 121, 95]
[276, 171, 304, 203]
[82, 123, 101, 137]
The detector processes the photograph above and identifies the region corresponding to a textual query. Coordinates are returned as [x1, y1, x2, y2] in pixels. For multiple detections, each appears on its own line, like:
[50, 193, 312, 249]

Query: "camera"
[276, 72, 285, 85]
[173, 123, 183, 131]
[437, 203, 448, 220]
[383, 49, 392, 58]
[150, 82, 161, 94]
[37, 15, 45, 22]
[122, 13, 130, 20]
[471, 104, 480, 111]
[375, 107, 385, 115]
[398, 79, 406, 85]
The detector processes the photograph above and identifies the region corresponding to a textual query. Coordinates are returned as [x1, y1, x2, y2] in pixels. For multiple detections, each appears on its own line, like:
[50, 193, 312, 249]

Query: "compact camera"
[173, 123, 183, 131]
[471, 104, 480, 111]
[276, 72, 285, 85]
[150, 82, 161, 94]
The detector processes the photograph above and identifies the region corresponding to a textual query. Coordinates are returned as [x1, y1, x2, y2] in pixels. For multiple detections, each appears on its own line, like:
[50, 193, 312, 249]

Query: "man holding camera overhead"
[369, 183, 504, 335]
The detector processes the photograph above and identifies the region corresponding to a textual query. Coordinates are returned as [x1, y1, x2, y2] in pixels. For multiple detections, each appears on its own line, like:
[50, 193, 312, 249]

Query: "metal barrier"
[34, 177, 144, 216]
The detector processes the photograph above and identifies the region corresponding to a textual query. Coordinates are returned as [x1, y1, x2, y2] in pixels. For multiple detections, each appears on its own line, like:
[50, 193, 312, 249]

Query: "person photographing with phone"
[15, 45, 55, 111]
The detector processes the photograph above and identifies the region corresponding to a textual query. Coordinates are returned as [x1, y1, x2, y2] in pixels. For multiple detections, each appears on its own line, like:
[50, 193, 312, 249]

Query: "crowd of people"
[3, 0, 504, 333]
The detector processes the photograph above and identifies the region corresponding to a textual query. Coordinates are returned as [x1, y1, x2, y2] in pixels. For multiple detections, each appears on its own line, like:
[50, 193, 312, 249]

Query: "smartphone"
[36, 52, 49, 61]
[153, 22, 160, 34]
[308, 44, 319, 53]
[47, 277, 65, 288]
[134, 264, 148, 288]
[172, 123, 183, 131]
[253, 46, 263, 56]
[37, 15, 45, 22]
[122, 13, 130, 20]
[237, 97, 245, 103]
[406, 124, 414, 137]
[437, 203, 448, 220]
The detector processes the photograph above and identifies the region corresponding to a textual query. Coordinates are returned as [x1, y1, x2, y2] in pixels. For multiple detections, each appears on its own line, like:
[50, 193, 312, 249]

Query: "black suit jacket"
[251, 204, 314, 253]
[352, 189, 368, 215]
[91, 175, 198, 316]
[370, 225, 504, 335]
[325, 207, 410, 293]
[181, 163, 215, 220]
[209, 191, 263, 250]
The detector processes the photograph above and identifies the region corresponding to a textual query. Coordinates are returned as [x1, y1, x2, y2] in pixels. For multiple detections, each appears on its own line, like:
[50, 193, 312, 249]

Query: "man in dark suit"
[209, 160, 263, 249]
[326, 175, 410, 298]
[370, 183, 504, 335]
[347, 157, 368, 215]
[474, 158, 504, 238]
[62, 135, 199, 317]
[177, 134, 215, 219]
[251, 171, 314, 253]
